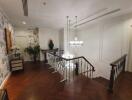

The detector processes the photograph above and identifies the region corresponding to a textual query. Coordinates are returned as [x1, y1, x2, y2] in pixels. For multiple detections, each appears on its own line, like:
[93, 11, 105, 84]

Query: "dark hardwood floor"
[4, 62, 132, 100]
[93, 77, 109, 88]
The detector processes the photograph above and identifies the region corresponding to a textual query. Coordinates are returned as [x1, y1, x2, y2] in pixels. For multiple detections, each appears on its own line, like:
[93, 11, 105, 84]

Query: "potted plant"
[48, 39, 54, 50]
[24, 45, 40, 62]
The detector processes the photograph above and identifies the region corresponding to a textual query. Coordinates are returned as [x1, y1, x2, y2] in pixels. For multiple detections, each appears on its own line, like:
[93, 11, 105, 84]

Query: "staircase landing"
[93, 77, 109, 88]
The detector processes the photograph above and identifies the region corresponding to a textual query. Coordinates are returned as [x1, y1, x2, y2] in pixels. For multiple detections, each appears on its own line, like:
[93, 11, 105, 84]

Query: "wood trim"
[4, 28, 13, 54]
[0, 73, 11, 89]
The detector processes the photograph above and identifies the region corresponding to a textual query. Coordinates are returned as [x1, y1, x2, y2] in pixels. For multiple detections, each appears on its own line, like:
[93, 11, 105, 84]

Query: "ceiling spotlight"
[22, 21, 26, 25]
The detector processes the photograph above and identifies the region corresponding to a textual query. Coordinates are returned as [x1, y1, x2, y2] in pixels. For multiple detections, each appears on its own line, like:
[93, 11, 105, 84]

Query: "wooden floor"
[4, 62, 132, 100]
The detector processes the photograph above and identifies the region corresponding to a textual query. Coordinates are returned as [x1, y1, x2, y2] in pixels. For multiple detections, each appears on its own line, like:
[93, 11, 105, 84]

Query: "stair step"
[93, 77, 109, 88]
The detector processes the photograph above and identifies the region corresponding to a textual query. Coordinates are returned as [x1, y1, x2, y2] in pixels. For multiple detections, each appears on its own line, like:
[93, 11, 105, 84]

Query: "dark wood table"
[41, 48, 58, 63]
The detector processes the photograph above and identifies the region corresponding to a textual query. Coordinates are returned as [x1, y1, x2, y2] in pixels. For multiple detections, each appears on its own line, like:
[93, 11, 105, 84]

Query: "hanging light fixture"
[62, 16, 74, 59]
[69, 16, 83, 46]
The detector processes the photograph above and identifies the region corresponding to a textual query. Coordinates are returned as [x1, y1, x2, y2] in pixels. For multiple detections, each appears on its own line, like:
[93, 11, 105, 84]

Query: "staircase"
[47, 50, 128, 93]
[93, 77, 109, 88]
[47, 51, 95, 82]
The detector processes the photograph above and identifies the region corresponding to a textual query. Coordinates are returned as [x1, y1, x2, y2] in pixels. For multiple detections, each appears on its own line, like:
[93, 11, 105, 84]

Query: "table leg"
[44, 52, 48, 63]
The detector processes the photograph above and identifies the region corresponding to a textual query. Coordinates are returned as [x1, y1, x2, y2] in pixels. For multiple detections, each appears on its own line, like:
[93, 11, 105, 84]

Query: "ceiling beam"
[22, 0, 28, 16]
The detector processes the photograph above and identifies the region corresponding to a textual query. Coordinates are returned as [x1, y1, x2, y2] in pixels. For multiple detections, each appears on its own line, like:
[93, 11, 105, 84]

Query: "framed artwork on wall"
[4, 28, 12, 54]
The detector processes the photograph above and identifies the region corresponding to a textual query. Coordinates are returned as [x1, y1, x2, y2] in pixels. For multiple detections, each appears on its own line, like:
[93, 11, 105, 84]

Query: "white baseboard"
[0, 72, 11, 89]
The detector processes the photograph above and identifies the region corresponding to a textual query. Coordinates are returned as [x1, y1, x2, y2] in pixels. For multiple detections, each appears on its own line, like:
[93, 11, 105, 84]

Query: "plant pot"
[49, 44, 54, 50]
[33, 55, 37, 63]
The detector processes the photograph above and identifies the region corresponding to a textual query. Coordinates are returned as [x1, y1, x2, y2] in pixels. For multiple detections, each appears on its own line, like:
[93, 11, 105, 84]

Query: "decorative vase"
[48, 40, 54, 50]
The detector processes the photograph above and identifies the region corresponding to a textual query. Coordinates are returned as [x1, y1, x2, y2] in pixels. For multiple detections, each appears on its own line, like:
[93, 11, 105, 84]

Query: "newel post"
[108, 65, 115, 93]
[75, 62, 79, 75]
[44, 51, 48, 63]
[123, 57, 126, 72]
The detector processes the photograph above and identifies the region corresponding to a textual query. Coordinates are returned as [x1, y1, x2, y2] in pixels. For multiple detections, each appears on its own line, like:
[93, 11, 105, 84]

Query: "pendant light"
[69, 16, 83, 46]
[62, 16, 74, 59]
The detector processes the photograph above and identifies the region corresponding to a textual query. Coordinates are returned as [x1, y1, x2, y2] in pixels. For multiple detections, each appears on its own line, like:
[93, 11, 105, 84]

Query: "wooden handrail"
[49, 52, 95, 71]
[110, 54, 127, 66]
[48, 51, 95, 82]
[108, 54, 127, 93]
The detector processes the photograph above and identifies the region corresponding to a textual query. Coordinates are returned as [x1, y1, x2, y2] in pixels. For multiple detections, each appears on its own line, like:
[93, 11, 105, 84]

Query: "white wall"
[15, 28, 61, 61]
[59, 29, 64, 50]
[14, 28, 33, 61]
[127, 18, 132, 72]
[0, 9, 13, 86]
[68, 13, 132, 79]
[39, 28, 59, 61]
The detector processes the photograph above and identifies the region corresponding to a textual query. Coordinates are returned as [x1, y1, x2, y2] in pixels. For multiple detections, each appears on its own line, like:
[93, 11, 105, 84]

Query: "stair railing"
[47, 51, 95, 82]
[108, 54, 127, 92]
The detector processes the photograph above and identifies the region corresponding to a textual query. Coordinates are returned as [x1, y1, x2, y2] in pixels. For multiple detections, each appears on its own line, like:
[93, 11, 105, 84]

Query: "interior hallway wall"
[14, 28, 39, 61]
[0, 8, 14, 86]
[68, 13, 132, 79]
[59, 29, 64, 50]
[127, 20, 132, 72]
[39, 28, 59, 61]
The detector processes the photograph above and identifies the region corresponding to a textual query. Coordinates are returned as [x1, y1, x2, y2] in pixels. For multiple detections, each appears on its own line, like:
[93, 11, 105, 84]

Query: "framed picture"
[4, 28, 13, 54]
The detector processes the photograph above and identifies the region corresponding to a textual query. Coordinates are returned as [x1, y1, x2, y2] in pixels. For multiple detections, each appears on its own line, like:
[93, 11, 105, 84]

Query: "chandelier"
[69, 16, 83, 46]
[62, 16, 74, 59]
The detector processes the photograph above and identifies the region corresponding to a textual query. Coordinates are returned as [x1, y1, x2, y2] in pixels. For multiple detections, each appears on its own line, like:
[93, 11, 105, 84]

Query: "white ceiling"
[0, 0, 132, 29]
